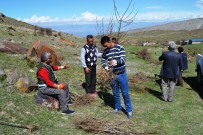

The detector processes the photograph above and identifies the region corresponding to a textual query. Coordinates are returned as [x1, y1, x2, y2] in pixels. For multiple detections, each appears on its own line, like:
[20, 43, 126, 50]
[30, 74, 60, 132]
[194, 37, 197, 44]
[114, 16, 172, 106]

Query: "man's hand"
[85, 67, 91, 74]
[110, 60, 117, 66]
[60, 65, 71, 69]
[105, 66, 110, 71]
[58, 83, 65, 89]
[64, 65, 71, 69]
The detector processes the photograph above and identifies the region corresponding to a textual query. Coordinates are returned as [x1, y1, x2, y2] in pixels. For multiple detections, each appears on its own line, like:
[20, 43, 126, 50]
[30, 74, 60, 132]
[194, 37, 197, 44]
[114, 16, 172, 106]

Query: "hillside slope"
[128, 18, 203, 33]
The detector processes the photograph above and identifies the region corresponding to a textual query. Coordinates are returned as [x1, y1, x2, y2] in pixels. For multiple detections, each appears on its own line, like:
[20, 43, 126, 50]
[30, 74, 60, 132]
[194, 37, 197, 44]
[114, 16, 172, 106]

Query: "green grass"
[0, 39, 203, 134]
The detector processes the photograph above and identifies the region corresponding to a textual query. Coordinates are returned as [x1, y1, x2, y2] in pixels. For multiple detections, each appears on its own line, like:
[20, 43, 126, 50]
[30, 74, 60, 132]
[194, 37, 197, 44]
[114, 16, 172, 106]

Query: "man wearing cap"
[36, 52, 75, 114]
[159, 41, 182, 102]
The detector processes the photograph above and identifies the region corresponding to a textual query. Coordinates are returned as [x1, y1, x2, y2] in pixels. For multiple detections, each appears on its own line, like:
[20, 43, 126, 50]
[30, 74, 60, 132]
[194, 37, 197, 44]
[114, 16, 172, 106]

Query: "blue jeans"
[110, 72, 132, 112]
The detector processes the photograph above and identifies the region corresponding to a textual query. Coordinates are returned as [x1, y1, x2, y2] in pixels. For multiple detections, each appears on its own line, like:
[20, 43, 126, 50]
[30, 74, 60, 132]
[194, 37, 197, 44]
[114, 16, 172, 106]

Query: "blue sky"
[1, 0, 203, 36]
[1, 0, 203, 24]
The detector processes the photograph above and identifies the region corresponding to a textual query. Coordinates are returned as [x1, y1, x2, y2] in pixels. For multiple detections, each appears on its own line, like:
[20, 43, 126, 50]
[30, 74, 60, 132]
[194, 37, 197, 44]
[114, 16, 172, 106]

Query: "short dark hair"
[100, 36, 110, 45]
[112, 37, 117, 41]
[86, 34, 93, 40]
[178, 46, 184, 53]
[41, 52, 51, 62]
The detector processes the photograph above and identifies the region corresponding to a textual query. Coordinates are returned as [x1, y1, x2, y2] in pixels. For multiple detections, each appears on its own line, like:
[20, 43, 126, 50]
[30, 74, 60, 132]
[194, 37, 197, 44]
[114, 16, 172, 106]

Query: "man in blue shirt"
[100, 36, 133, 119]
[80, 35, 99, 97]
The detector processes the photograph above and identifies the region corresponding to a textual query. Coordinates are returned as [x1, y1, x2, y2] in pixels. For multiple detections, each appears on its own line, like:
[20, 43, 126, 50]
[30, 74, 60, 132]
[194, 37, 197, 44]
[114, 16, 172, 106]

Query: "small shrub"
[137, 48, 152, 61]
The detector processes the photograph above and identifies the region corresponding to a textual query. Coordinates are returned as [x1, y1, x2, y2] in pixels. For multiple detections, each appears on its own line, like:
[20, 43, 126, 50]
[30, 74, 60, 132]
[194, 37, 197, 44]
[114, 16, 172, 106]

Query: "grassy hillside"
[125, 29, 203, 45]
[0, 15, 202, 134]
[0, 43, 203, 134]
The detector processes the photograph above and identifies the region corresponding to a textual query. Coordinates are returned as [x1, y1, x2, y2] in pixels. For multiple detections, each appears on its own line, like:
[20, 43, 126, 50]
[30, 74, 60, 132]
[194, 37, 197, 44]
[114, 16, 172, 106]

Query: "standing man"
[159, 42, 182, 102]
[177, 46, 188, 87]
[100, 36, 133, 119]
[80, 34, 99, 97]
[37, 52, 75, 114]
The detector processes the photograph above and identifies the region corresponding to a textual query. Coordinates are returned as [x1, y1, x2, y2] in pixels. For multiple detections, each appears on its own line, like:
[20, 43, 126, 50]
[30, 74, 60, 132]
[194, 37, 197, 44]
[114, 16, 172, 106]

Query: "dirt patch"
[74, 116, 157, 134]
[71, 93, 95, 107]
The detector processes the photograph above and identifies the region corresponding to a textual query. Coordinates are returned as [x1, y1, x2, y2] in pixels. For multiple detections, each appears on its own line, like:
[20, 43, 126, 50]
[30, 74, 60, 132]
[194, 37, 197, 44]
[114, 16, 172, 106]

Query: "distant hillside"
[0, 12, 84, 50]
[128, 18, 203, 33]
[124, 18, 203, 45]
[0, 12, 35, 30]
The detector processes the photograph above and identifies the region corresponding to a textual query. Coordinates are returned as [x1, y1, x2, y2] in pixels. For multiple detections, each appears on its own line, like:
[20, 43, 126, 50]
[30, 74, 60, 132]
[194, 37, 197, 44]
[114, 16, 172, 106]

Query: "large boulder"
[27, 40, 63, 65]
[0, 41, 28, 54]
[15, 77, 37, 93]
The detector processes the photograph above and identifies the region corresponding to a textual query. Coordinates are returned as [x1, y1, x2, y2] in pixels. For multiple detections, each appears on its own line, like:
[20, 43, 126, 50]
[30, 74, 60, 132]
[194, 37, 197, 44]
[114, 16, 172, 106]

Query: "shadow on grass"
[146, 88, 163, 101]
[97, 91, 127, 114]
[183, 77, 203, 99]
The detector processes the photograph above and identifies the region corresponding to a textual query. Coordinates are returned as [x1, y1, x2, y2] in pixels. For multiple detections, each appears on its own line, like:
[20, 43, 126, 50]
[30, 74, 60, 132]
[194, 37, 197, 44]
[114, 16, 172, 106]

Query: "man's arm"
[159, 53, 164, 61]
[116, 46, 126, 65]
[80, 48, 87, 68]
[101, 51, 108, 69]
[38, 68, 56, 88]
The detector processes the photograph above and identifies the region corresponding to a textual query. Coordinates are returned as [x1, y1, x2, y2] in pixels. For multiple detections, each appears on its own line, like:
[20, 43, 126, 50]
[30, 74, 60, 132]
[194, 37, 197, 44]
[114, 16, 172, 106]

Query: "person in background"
[159, 42, 182, 102]
[177, 46, 188, 87]
[111, 37, 117, 44]
[100, 36, 133, 119]
[80, 34, 100, 97]
[36, 52, 75, 114]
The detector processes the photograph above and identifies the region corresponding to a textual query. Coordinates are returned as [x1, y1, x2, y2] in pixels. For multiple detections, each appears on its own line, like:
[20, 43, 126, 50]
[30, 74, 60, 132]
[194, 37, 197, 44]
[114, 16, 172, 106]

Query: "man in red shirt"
[37, 52, 74, 114]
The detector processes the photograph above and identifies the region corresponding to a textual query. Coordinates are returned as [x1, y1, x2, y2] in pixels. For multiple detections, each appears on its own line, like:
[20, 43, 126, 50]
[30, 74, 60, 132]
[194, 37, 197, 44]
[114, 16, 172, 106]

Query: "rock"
[0, 41, 28, 54]
[34, 92, 59, 110]
[27, 40, 63, 65]
[7, 70, 20, 85]
[15, 77, 37, 93]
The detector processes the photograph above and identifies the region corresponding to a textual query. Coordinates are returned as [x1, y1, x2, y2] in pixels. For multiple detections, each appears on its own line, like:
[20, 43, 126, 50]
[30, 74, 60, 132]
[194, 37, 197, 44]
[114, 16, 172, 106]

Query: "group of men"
[35, 35, 187, 119]
[36, 35, 133, 119]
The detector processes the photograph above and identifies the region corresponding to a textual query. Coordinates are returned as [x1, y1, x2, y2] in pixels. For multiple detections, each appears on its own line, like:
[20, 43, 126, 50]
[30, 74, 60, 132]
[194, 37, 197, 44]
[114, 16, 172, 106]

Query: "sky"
[1, 0, 203, 36]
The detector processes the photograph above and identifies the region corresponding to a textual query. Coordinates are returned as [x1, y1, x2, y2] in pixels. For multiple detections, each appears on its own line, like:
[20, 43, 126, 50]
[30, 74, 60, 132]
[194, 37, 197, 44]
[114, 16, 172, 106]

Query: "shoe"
[127, 112, 133, 119]
[61, 110, 75, 115]
[112, 109, 121, 114]
[68, 101, 74, 105]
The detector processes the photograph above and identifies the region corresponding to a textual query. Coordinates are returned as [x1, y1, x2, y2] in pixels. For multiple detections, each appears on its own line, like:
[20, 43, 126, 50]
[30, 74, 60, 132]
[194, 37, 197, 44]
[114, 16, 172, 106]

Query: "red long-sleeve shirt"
[37, 66, 59, 87]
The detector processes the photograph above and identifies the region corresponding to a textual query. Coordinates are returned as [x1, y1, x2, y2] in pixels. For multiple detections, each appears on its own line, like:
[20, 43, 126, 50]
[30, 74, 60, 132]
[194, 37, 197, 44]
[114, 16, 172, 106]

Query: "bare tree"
[95, 0, 138, 44]
[96, 15, 114, 39]
[113, 0, 138, 43]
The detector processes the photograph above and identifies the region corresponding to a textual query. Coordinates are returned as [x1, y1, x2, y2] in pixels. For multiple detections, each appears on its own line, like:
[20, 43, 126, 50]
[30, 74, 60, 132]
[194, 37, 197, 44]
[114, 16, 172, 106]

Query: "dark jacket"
[159, 50, 182, 78]
[180, 52, 188, 70]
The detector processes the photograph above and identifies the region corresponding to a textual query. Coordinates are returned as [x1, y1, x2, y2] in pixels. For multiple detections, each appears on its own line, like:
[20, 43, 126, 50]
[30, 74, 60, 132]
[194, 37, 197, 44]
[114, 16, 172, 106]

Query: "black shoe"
[61, 110, 75, 115]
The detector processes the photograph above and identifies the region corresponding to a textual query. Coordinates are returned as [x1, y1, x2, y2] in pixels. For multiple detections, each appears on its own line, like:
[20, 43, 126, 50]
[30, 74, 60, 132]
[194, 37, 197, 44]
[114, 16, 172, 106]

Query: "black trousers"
[177, 72, 183, 86]
[84, 66, 96, 93]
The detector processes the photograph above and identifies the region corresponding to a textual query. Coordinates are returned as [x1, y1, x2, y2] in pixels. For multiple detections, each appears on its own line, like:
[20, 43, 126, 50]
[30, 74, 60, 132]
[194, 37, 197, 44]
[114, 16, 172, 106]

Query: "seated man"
[36, 52, 74, 114]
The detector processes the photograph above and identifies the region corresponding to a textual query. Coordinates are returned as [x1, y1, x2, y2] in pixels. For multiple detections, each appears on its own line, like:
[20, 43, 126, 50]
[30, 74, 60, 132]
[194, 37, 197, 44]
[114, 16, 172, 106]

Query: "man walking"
[80, 35, 99, 97]
[159, 42, 182, 102]
[100, 36, 133, 119]
[177, 46, 188, 87]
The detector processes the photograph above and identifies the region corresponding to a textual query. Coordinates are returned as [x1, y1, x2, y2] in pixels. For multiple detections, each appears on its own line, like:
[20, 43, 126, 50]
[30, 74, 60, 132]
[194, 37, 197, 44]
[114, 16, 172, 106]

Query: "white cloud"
[144, 6, 164, 10]
[135, 11, 203, 22]
[196, 0, 203, 10]
[18, 10, 203, 25]
[18, 11, 104, 24]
